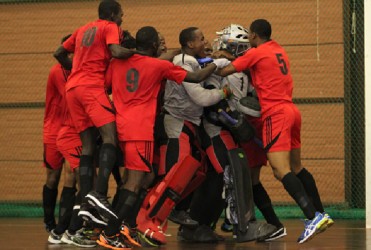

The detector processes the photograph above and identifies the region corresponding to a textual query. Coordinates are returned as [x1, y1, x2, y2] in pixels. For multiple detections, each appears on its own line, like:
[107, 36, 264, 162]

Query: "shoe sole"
[120, 227, 141, 247]
[78, 210, 108, 226]
[261, 228, 287, 242]
[86, 194, 118, 220]
[298, 218, 328, 244]
[96, 239, 131, 250]
[47, 236, 62, 244]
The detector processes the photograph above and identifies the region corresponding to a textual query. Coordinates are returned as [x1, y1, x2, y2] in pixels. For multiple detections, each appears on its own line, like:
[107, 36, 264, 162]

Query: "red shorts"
[241, 116, 267, 167]
[56, 125, 82, 170]
[43, 143, 64, 170]
[66, 85, 115, 133]
[120, 141, 153, 172]
[262, 104, 301, 152]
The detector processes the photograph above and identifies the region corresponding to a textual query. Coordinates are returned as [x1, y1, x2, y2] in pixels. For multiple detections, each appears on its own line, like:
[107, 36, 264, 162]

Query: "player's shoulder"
[49, 63, 63, 74]
[173, 54, 198, 66]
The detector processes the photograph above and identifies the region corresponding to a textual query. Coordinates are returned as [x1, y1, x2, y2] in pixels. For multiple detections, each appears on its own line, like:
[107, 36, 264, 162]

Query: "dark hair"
[121, 30, 136, 49]
[179, 27, 198, 47]
[250, 19, 271, 40]
[136, 26, 159, 50]
[61, 34, 72, 44]
[98, 0, 121, 20]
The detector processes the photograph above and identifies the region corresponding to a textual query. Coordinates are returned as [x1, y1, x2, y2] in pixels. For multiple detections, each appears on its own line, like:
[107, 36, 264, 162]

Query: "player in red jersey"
[217, 19, 333, 244]
[96, 26, 230, 249]
[43, 34, 77, 239]
[53, 0, 136, 224]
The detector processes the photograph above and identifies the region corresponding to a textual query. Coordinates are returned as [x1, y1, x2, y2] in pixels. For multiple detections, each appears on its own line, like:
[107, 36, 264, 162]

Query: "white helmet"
[214, 24, 250, 57]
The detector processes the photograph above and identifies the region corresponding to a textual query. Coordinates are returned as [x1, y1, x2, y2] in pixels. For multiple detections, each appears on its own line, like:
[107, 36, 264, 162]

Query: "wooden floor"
[0, 218, 369, 250]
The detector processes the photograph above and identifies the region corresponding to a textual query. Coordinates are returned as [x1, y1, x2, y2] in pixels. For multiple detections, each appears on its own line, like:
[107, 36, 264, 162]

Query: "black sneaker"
[235, 221, 277, 243]
[257, 226, 287, 242]
[78, 204, 108, 227]
[168, 209, 199, 228]
[47, 229, 63, 244]
[177, 225, 219, 243]
[85, 191, 118, 222]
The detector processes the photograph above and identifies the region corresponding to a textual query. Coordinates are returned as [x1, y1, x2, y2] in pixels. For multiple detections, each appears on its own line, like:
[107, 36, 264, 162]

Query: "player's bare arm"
[158, 48, 181, 62]
[216, 63, 237, 77]
[53, 46, 72, 70]
[109, 44, 135, 59]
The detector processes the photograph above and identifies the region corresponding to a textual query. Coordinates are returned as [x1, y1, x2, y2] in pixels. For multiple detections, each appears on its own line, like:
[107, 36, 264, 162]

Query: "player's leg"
[265, 106, 326, 244]
[98, 141, 154, 249]
[48, 162, 77, 244]
[43, 144, 63, 232]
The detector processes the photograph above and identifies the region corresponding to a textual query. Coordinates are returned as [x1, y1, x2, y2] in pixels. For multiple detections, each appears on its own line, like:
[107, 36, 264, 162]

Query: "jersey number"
[82, 27, 97, 47]
[126, 68, 139, 92]
[275, 53, 288, 75]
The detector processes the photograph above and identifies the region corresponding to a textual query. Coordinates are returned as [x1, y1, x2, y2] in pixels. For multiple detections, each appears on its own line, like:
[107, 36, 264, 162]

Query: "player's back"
[64, 19, 120, 90]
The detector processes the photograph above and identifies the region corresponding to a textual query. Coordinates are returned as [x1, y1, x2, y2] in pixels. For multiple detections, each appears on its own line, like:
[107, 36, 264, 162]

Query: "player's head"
[121, 30, 136, 49]
[249, 19, 271, 47]
[203, 40, 213, 57]
[98, 0, 123, 26]
[214, 24, 250, 57]
[179, 27, 206, 57]
[136, 26, 161, 57]
[158, 32, 168, 54]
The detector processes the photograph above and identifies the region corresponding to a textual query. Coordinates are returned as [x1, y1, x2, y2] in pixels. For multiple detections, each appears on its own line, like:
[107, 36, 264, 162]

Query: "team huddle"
[42, 0, 334, 249]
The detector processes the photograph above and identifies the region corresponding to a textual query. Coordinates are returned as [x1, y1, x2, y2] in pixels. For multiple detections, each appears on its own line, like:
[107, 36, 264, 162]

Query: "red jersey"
[232, 40, 293, 117]
[63, 19, 120, 91]
[107, 54, 187, 141]
[43, 64, 70, 144]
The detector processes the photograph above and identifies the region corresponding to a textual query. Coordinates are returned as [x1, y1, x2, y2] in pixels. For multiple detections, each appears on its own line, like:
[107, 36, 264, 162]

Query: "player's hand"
[220, 85, 233, 99]
[212, 58, 231, 69]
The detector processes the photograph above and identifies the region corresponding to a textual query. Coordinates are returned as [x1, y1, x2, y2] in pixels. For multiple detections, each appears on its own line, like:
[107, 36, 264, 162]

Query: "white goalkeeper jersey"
[164, 53, 222, 125]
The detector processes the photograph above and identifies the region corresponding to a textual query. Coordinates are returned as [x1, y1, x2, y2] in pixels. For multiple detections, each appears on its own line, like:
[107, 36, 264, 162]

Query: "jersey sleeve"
[105, 22, 120, 45]
[162, 61, 187, 84]
[63, 29, 78, 52]
[232, 48, 259, 72]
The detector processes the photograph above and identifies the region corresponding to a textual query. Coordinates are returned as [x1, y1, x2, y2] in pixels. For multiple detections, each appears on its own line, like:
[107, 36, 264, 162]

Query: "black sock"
[296, 168, 324, 213]
[43, 185, 58, 228]
[79, 155, 94, 198]
[54, 187, 76, 235]
[253, 183, 282, 228]
[96, 143, 117, 195]
[281, 172, 316, 219]
[105, 189, 138, 236]
[125, 188, 148, 228]
[68, 192, 83, 234]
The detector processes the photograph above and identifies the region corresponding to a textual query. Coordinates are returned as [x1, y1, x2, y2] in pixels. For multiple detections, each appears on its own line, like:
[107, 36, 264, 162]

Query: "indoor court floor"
[0, 218, 369, 250]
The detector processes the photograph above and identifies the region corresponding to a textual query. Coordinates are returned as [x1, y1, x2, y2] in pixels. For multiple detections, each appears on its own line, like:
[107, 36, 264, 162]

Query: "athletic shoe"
[96, 231, 131, 250]
[137, 231, 161, 247]
[85, 191, 118, 222]
[258, 226, 287, 242]
[177, 225, 219, 243]
[48, 229, 63, 244]
[168, 209, 199, 228]
[236, 221, 277, 243]
[324, 212, 334, 228]
[220, 219, 233, 233]
[78, 204, 108, 227]
[61, 229, 97, 247]
[297, 211, 328, 244]
[120, 225, 141, 247]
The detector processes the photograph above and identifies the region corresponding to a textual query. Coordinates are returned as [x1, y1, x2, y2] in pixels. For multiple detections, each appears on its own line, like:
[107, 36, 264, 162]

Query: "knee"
[64, 171, 76, 188]
[46, 170, 61, 189]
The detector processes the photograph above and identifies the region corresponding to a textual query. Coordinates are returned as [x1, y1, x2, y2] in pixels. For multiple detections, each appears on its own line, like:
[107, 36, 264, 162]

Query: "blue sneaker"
[297, 212, 328, 244]
[324, 212, 334, 227]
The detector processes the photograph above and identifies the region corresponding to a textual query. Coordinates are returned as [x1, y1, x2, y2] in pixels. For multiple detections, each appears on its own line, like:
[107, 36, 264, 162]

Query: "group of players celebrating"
[42, 0, 334, 249]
